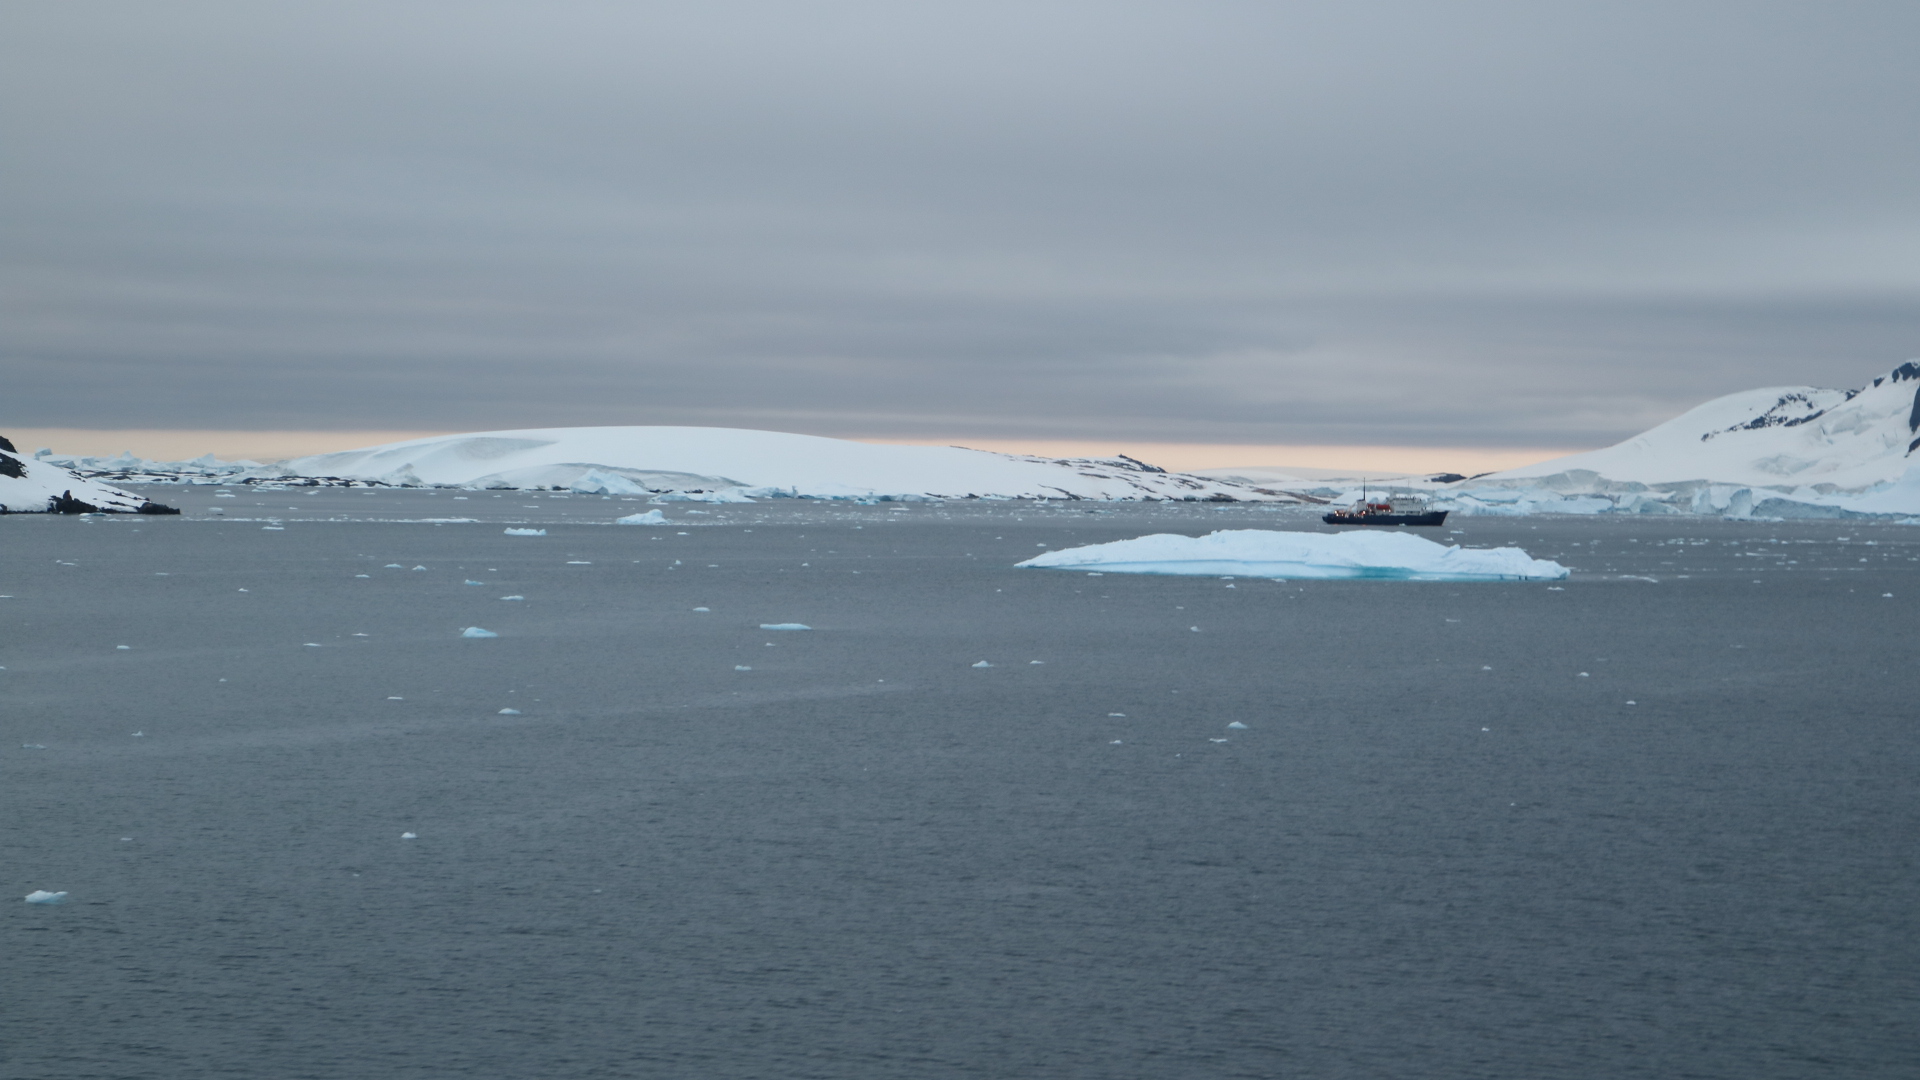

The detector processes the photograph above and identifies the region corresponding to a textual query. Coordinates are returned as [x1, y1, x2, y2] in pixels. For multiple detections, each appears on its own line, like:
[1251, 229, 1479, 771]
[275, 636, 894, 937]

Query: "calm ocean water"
[5, 493, 1916, 1078]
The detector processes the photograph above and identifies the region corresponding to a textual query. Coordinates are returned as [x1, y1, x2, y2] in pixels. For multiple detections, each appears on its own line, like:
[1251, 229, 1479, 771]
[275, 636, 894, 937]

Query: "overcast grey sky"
[5, 1, 1918, 449]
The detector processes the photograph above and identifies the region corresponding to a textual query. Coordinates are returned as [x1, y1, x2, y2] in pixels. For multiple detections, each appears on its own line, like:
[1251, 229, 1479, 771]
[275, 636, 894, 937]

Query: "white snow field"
[260, 427, 1283, 502]
[0, 439, 173, 514]
[1438, 363, 1920, 519]
[1017, 530, 1568, 581]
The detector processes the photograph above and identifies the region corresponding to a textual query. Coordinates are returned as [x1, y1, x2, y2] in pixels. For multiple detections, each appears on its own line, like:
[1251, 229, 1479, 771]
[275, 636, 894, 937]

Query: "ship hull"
[1322, 510, 1449, 527]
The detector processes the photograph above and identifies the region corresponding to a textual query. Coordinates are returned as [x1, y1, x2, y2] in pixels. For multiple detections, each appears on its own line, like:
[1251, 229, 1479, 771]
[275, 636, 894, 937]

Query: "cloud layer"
[5, 2, 1918, 447]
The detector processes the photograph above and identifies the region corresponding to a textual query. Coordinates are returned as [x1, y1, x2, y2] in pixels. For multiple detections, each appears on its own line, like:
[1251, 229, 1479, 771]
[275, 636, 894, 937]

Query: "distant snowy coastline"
[27, 363, 1920, 517]
[42, 426, 1303, 503]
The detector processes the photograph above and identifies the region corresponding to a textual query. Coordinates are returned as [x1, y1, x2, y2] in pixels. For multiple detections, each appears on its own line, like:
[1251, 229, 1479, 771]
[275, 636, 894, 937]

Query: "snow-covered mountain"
[1443, 363, 1920, 518]
[0, 436, 178, 514]
[265, 426, 1290, 501]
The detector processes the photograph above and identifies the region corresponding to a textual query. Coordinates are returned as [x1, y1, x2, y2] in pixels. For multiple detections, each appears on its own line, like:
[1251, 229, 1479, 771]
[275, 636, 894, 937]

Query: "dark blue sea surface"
[5, 492, 1917, 1078]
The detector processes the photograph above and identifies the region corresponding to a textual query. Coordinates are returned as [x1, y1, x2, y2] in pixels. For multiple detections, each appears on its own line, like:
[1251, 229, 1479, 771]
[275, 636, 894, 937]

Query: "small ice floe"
[385, 563, 404, 568]
[412, 565, 427, 571]
[117, 645, 130, 650]
[1546, 586, 1565, 591]
[460, 627, 499, 638]
[353, 633, 368, 637]
[262, 526, 284, 531]
[22, 744, 47, 749]
[499, 595, 524, 601]
[735, 665, 752, 671]
[692, 607, 710, 612]
[1578, 672, 1590, 677]
[237, 588, 248, 592]
[1227, 721, 1248, 730]
[972, 661, 994, 668]
[1625, 700, 1637, 705]
[1018, 529, 1569, 581]
[1108, 712, 1126, 717]
[1110, 740, 1123, 745]
[1885, 593, 1895, 598]
[760, 623, 811, 631]
[24, 890, 67, 905]
[503, 528, 546, 536]
[387, 696, 404, 700]
[131, 731, 144, 737]
[566, 560, 591, 565]
[1210, 738, 1229, 743]
[498, 708, 521, 715]
[1030, 660, 1044, 664]
[616, 510, 669, 525]
[1482, 665, 1493, 670]
[355, 573, 370, 578]
[1190, 627, 1200, 632]
[464, 580, 484, 586]
[304, 643, 323, 647]
[401, 832, 418, 840]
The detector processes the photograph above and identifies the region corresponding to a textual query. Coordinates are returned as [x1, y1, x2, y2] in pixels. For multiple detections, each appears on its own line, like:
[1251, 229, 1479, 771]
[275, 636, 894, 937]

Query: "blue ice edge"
[1022, 560, 1550, 582]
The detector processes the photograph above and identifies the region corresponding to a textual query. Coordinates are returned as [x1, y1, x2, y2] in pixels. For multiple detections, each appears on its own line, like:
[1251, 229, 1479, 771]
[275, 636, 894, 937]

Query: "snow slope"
[1439, 364, 1920, 518]
[267, 427, 1285, 501]
[0, 438, 174, 514]
[1018, 530, 1567, 581]
[1494, 364, 1920, 490]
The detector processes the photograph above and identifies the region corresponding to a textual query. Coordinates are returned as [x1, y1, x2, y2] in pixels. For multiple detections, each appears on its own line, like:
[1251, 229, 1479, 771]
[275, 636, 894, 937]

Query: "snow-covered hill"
[1443, 364, 1920, 518]
[262, 427, 1289, 501]
[0, 436, 178, 514]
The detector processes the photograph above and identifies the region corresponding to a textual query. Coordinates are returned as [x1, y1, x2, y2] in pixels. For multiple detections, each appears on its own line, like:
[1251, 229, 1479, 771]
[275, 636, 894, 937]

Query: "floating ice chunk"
[692, 607, 710, 612]
[1108, 712, 1126, 717]
[388, 696, 404, 700]
[412, 565, 427, 571]
[503, 528, 546, 536]
[972, 661, 993, 668]
[22, 744, 47, 749]
[117, 645, 130, 650]
[760, 623, 811, 631]
[616, 510, 669, 525]
[401, 832, 417, 839]
[1018, 529, 1569, 581]
[735, 665, 752, 671]
[385, 564, 403, 568]
[460, 627, 499, 638]
[500, 595, 524, 601]
[262, 526, 284, 531]
[1482, 665, 1493, 670]
[24, 890, 66, 904]
[1110, 740, 1123, 744]
[1227, 721, 1248, 729]
[1030, 660, 1044, 664]
[1578, 672, 1589, 677]
[355, 573, 370, 578]
[1210, 738, 1229, 743]
[131, 731, 144, 737]
[1625, 700, 1637, 705]
[464, 580, 484, 585]
[1190, 627, 1200, 632]
[304, 643, 323, 647]
[498, 708, 521, 715]
[566, 560, 591, 565]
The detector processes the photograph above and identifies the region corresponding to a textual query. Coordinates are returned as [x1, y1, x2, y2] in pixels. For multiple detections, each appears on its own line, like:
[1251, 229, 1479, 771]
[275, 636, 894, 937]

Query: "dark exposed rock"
[137, 501, 181, 515]
[1428, 473, 1468, 484]
[0, 452, 24, 479]
[50, 490, 104, 514]
[0, 434, 16, 453]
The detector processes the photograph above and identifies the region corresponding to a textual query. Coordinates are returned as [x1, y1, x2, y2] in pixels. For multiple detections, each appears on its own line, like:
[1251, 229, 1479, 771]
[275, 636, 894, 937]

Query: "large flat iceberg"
[1017, 530, 1568, 581]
